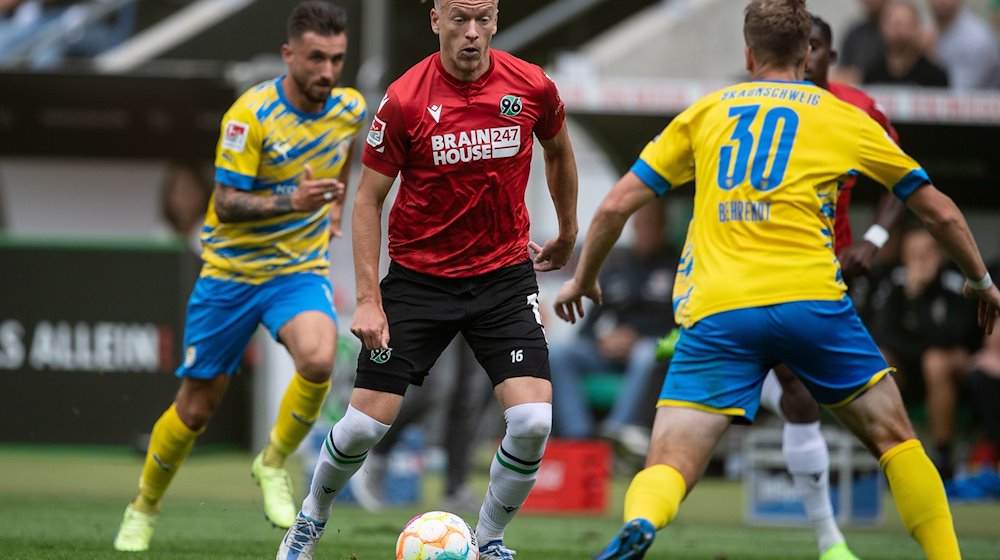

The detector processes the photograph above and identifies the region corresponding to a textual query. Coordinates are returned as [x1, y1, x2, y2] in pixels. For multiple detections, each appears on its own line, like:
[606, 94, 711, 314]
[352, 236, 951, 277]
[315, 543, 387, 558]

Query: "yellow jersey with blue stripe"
[631, 80, 929, 328]
[204, 76, 367, 284]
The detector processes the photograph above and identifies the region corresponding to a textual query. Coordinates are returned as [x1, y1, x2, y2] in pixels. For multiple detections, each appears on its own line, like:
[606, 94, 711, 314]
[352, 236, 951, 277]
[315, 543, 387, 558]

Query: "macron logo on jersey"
[430, 126, 520, 166]
[427, 104, 442, 123]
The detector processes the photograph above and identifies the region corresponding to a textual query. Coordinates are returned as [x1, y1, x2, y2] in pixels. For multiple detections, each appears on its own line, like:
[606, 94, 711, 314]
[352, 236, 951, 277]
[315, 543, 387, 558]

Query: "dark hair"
[811, 13, 833, 46]
[287, 1, 347, 42]
[744, 0, 812, 68]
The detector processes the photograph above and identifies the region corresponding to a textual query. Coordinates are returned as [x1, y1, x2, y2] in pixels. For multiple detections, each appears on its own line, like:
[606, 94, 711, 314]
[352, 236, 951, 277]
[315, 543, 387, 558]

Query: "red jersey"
[362, 50, 565, 277]
[828, 82, 899, 252]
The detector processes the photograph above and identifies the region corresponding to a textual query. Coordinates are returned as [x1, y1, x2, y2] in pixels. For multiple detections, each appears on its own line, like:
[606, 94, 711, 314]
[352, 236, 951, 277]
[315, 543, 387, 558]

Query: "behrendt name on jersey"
[431, 125, 520, 166]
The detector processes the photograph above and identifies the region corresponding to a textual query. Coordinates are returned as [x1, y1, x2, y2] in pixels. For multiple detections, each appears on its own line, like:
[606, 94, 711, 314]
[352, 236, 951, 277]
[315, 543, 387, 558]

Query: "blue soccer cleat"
[593, 518, 656, 560]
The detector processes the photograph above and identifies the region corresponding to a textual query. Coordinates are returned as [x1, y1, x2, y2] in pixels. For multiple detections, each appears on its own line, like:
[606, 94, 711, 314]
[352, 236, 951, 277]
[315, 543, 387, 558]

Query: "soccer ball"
[396, 511, 479, 560]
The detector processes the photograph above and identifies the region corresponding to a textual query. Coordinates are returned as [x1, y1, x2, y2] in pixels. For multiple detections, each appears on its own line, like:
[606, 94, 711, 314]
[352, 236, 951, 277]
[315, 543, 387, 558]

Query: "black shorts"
[355, 260, 550, 395]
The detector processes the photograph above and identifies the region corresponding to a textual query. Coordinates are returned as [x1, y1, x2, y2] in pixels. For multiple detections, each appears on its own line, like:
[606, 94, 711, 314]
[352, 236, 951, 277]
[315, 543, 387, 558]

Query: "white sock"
[783, 421, 845, 554]
[476, 402, 551, 545]
[759, 369, 785, 420]
[302, 405, 390, 521]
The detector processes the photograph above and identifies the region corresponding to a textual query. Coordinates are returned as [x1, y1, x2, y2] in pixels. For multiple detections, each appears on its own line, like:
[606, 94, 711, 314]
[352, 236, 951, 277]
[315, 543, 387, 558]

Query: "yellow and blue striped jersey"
[203, 76, 367, 284]
[631, 80, 929, 327]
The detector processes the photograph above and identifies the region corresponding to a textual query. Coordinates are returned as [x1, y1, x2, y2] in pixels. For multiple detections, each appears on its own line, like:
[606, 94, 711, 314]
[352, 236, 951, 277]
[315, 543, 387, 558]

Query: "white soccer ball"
[395, 511, 479, 560]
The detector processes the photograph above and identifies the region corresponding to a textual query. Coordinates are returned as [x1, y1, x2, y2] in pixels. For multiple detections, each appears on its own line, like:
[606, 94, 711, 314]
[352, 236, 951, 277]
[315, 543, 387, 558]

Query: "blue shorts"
[176, 273, 337, 379]
[660, 298, 891, 423]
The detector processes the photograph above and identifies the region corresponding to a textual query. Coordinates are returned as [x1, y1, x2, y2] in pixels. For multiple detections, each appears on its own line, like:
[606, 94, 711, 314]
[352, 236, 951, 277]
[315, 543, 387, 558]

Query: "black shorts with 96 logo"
[355, 259, 550, 396]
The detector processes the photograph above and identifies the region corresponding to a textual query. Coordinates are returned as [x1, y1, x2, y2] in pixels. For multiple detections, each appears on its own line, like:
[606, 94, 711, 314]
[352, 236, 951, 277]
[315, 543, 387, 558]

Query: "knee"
[294, 345, 335, 382]
[506, 402, 552, 440]
[334, 405, 392, 453]
[868, 416, 918, 456]
[174, 398, 214, 431]
[174, 380, 226, 430]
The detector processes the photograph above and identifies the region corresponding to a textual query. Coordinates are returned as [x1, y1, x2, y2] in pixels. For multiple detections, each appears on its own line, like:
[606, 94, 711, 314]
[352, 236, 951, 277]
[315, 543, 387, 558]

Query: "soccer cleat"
[276, 512, 326, 560]
[819, 541, 861, 560]
[654, 329, 680, 361]
[593, 518, 656, 560]
[479, 539, 517, 559]
[113, 504, 157, 552]
[252, 451, 297, 529]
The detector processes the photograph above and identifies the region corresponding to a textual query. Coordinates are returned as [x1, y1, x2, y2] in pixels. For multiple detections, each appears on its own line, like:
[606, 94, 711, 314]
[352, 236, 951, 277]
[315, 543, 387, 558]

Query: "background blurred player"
[755, 13, 905, 560]
[277, 1, 578, 559]
[554, 0, 1000, 558]
[113, 1, 366, 552]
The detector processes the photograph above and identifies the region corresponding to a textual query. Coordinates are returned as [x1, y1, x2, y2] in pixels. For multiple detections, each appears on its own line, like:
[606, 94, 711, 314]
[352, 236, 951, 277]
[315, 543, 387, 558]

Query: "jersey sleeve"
[629, 111, 695, 196]
[362, 89, 410, 178]
[855, 114, 929, 202]
[533, 72, 566, 141]
[214, 102, 262, 191]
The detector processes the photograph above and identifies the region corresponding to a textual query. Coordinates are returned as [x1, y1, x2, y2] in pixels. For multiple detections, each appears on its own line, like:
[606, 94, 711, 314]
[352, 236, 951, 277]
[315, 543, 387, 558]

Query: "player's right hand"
[838, 241, 878, 279]
[293, 164, 345, 212]
[553, 278, 601, 324]
[350, 300, 390, 350]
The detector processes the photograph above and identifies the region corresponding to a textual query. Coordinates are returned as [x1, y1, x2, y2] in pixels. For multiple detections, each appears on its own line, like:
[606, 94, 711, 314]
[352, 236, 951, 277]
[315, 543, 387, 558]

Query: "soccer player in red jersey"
[756, 14, 908, 560]
[278, 1, 578, 559]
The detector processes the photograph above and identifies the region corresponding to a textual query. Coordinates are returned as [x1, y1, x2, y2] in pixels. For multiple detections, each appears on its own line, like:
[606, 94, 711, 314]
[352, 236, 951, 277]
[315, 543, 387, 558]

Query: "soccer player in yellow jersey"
[113, 1, 367, 552]
[555, 1, 1000, 559]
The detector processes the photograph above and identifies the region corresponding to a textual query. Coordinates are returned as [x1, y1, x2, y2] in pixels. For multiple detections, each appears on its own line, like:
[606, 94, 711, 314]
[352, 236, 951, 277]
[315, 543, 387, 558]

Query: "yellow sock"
[880, 439, 961, 560]
[623, 464, 687, 530]
[133, 404, 202, 514]
[264, 373, 331, 468]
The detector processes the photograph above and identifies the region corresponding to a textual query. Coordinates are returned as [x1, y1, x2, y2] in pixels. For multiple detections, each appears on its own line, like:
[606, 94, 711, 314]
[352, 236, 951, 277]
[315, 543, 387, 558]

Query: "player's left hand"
[529, 237, 574, 272]
[963, 282, 1000, 335]
[837, 241, 878, 279]
[553, 278, 601, 324]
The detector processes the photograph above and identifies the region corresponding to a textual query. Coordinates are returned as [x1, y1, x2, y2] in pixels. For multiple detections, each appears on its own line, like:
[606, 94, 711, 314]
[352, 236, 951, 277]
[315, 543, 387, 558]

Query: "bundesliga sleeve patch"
[221, 120, 249, 152]
[367, 116, 386, 148]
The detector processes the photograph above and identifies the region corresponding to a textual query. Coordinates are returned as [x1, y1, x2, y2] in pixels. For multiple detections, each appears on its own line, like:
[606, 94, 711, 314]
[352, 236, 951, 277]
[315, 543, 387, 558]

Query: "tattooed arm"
[213, 164, 344, 223]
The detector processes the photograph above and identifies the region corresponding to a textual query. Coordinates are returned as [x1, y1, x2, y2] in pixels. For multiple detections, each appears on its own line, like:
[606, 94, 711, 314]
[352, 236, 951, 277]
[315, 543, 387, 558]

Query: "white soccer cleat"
[276, 511, 326, 560]
[252, 451, 297, 529]
[113, 504, 157, 552]
[479, 539, 517, 560]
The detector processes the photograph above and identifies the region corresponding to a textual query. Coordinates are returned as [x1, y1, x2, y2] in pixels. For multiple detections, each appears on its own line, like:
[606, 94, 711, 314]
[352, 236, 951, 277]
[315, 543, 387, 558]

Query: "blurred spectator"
[864, 0, 949, 87]
[548, 200, 676, 456]
[154, 163, 210, 255]
[0, 167, 7, 231]
[994, 0, 1000, 34]
[928, 0, 1000, 90]
[834, 0, 888, 84]
[0, 0, 136, 69]
[969, 327, 1000, 468]
[873, 226, 981, 479]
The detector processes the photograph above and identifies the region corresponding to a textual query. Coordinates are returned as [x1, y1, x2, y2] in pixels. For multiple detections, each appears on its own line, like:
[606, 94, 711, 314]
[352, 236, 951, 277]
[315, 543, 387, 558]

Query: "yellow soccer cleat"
[252, 451, 297, 529]
[113, 504, 157, 552]
[819, 542, 861, 560]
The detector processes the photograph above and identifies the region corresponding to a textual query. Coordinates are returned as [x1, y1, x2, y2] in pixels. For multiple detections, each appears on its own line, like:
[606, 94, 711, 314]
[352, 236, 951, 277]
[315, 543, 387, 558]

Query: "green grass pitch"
[1, 447, 998, 559]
